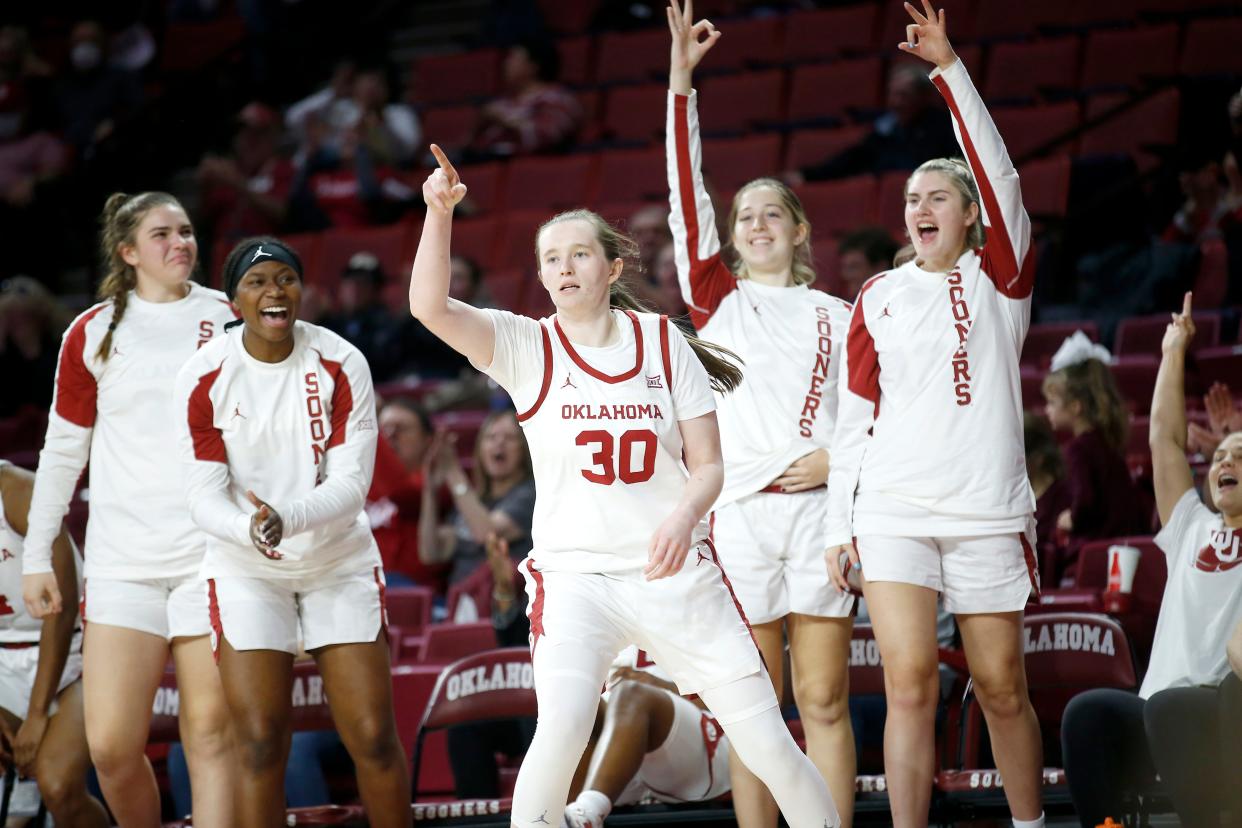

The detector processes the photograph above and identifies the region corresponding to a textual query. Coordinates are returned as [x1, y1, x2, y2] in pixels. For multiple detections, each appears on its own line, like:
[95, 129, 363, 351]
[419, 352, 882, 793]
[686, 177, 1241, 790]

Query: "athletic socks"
[562, 790, 612, 828]
[1013, 812, 1046, 828]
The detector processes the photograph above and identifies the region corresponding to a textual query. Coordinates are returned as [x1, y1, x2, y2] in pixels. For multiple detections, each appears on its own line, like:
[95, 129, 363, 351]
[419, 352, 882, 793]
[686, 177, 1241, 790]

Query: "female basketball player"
[409, 144, 840, 828]
[23, 192, 235, 827]
[664, 2, 856, 822]
[825, 4, 1044, 827]
[174, 236, 408, 828]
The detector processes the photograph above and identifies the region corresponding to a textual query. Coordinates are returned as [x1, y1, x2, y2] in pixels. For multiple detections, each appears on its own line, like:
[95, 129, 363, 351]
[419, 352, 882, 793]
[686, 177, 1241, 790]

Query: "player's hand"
[826, 542, 860, 594]
[646, 507, 695, 580]
[13, 711, 47, 776]
[667, 0, 721, 93]
[770, 448, 829, 492]
[898, 0, 957, 71]
[1161, 292, 1196, 355]
[22, 572, 62, 619]
[1056, 508, 1073, 533]
[422, 144, 468, 215]
[246, 490, 284, 560]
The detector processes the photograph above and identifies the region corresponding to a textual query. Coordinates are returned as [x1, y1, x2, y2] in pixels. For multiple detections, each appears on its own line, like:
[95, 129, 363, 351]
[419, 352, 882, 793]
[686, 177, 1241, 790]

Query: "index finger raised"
[429, 144, 459, 184]
[1182, 291, 1193, 318]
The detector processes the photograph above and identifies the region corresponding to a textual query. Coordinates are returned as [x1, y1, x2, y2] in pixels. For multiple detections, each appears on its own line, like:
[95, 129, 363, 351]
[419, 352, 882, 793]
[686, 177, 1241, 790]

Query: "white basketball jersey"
[480, 309, 716, 574]
[0, 461, 82, 643]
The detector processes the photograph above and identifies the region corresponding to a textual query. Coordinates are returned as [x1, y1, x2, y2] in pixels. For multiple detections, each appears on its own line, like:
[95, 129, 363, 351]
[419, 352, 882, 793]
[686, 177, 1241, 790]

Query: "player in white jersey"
[23, 192, 235, 827]
[824, 5, 1043, 827]
[409, 145, 840, 828]
[563, 645, 731, 828]
[664, 3, 856, 823]
[0, 461, 107, 827]
[173, 236, 408, 828]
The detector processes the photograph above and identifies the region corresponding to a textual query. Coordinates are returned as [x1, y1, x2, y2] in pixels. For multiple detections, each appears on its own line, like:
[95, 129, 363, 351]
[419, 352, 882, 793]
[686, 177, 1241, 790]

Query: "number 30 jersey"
[477, 309, 716, 574]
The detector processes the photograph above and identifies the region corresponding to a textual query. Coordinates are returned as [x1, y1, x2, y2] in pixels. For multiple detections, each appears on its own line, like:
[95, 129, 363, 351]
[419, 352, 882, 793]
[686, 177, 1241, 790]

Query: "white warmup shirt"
[667, 90, 852, 509]
[1140, 489, 1242, 698]
[174, 322, 382, 580]
[824, 59, 1037, 546]
[477, 309, 716, 573]
[24, 285, 236, 579]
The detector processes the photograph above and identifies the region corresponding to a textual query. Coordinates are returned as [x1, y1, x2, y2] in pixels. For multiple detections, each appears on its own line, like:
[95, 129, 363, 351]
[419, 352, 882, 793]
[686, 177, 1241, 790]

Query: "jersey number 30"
[576, 429, 657, 485]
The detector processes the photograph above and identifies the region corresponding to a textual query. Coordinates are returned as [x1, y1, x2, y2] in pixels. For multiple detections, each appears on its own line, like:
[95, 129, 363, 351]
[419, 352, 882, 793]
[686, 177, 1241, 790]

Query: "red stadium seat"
[784, 125, 869, 171]
[1076, 538, 1165, 610]
[434, 408, 491, 461]
[411, 648, 536, 794]
[782, 4, 880, 63]
[1080, 25, 1179, 92]
[1180, 18, 1242, 78]
[1115, 311, 1221, 357]
[596, 29, 669, 85]
[411, 50, 500, 105]
[281, 232, 325, 290]
[1021, 321, 1099, 368]
[702, 134, 783, 193]
[881, 0, 976, 45]
[697, 69, 784, 134]
[705, 17, 783, 70]
[1020, 365, 1047, 410]
[1194, 237, 1229, 310]
[501, 154, 597, 212]
[601, 83, 667, 144]
[420, 104, 478, 150]
[318, 224, 412, 292]
[483, 267, 530, 313]
[159, 16, 246, 74]
[1079, 88, 1180, 163]
[594, 146, 667, 206]
[971, 0, 1034, 40]
[875, 169, 912, 239]
[983, 37, 1081, 104]
[420, 622, 498, 664]
[574, 89, 603, 145]
[496, 209, 557, 272]
[991, 101, 1080, 160]
[539, 0, 600, 35]
[456, 161, 504, 215]
[385, 586, 434, 634]
[1019, 156, 1072, 218]
[1194, 346, 1242, 391]
[796, 176, 879, 239]
[1112, 355, 1160, 415]
[787, 58, 884, 125]
[451, 216, 501, 271]
[557, 35, 594, 86]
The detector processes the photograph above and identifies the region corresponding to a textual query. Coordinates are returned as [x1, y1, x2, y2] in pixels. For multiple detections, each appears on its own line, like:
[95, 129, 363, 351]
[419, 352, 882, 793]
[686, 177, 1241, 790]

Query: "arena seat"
[796, 176, 880, 238]
[411, 647, 536, 794]
[420, 105, 479, 152]
[873, 169, 913, 238]
[938, 612, 1138, 806]
[594, 145, 668, 206]
[970, 0, 1034, 40]
[1194, 345, 1242, 391]
[784, 125, 870, 171]
[281, 232, 325, 289]
[1079, 88, 1180, 164]
[1018, 156, 1072, 218]
[786, 58, 884, 125]
[705, 16, 783, 70]
[697, 69, 784, 134]
[449, 216, 501, 270]
[1180, 17, 1242, 77]
[1193, 237, 1229, 310]
[991, 101, 1079, 160]
[433, 408, 491, 460]
[557, 34, 594, 86]
[1112, 355, 1160, 415]
[881, 0, 976, 44]
[317, 223, 412, 290]
[454, 161, 504, 216]
[411, 50, 500, 106]
[1021, 320, 1099, 367]
[983, 37, 1081, 104]
[501, 154, 597, 212]
[482, 267, 530, 314]
[1021, 365, 1047, 410]
[596, 28, 669, 85]
[420, 622, 498, 664]
[1074, 537, 1165, 665]
[601, 82, 666, 144]
[701, 133, 783, 193]
[783, 4, 880, 63]
[495, 209, 553, 273]
[1080, 24, 1179, 92]
[1115, 311, 1221, 356]
[446, 560, 496, 624]
[385, 586, 435, 635]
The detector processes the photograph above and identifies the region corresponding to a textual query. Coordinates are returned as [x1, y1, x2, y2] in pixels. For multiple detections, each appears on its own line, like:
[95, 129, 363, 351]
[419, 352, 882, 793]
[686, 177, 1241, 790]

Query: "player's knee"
[180, 701, 233, 761]
[972, 677, 1028, 720]
[534, 696, 597, 746]
[792, 674, 849, 728]
[87, 731, 145, 779]
[883, 664, 940, 715]
[233, 715, 288, 771]
[346, 716, 403, 769]
[35, 763, 83, 814]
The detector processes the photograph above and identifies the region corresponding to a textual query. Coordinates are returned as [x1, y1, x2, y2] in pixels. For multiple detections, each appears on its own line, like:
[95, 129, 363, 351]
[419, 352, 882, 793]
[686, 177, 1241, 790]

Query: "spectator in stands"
[1188, 381, 1242, 459]
[398, 254, 490, 380]
[296, 283, 331, 325]
[467, 38, 582, 159]
[286, 59, 358, 161]
[349, 65, 420, 167]
[286, 128, 413, 231]
[629, 205, 672, 278]
[288, 62, 418, 168]
[837, 227, 900, 300]
[197, 101, 294, 247]
[320, 251, 401, 380]
[1062, 293, 1242, 828]
[1162, 148, 1241, 246]
[651, 241, 689, 322]
[784, 62, 959, 186]
[418, 410, 536, 586]
[0, 276, 71, 417]
[368, 397, 450, 592]
[0, 26, 52, 126]
[1042, 339, 1152, 585]
[54, 20, 141, 159]
[1023, 413, 1071, 586]
[0, 83, 68, 213]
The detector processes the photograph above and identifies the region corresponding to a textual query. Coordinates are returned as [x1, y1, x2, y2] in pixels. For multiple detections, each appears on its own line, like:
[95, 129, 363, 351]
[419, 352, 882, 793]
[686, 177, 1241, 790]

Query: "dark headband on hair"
[224, 240, 303, 300]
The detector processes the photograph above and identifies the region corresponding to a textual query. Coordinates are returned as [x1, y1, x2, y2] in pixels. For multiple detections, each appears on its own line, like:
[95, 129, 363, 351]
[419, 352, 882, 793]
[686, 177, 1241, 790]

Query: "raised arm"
[665, 0, 735, 329]
[408, 144, 496, 368]
[903, 1, 1033, 298]
[1150, 292, 1196, 526]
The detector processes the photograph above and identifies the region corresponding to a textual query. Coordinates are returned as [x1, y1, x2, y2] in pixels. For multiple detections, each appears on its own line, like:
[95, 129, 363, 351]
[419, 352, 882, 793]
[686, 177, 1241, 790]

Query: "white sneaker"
[562, 801, 602, 828]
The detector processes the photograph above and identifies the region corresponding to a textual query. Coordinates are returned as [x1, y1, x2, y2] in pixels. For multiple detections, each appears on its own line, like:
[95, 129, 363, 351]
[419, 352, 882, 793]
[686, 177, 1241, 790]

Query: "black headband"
[224, 240, 303, 300]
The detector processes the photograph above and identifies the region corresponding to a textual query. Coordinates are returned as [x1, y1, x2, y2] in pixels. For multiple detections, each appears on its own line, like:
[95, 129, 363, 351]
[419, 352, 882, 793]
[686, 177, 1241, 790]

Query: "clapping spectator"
[54, 20, 141, 159]
[320, 251, 401, 380]
[467, 39, 582, 159]
[197, 102, 294, 246]
[289, 62, 419, 168]
[286, 128, 413, 230]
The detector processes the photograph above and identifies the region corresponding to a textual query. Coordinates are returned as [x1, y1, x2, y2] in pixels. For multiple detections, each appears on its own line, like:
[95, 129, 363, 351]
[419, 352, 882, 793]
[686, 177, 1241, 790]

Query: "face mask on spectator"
[70, 41, 101, 71]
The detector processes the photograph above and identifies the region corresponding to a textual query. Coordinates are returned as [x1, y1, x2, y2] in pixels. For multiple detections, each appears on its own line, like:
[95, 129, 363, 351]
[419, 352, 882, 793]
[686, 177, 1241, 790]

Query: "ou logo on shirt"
[1195, 529, 1242, 573]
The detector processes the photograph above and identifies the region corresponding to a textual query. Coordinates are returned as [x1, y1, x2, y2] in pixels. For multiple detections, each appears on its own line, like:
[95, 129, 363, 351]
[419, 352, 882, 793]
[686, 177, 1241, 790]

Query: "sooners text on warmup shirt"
[667, 89, 852, 509]
[825, 59, 1037, 545]
[174, 322, 381, 580]
[477, 309, 715, 573]
[24, 285, 235, 579]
